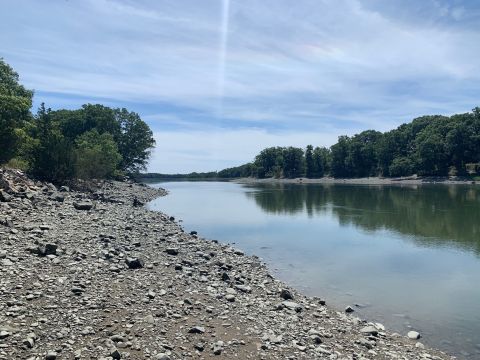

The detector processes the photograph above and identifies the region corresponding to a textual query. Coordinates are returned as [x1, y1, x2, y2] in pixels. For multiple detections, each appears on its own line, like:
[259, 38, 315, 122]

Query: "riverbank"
[235, 175, 478, 185]
[0, 169, 453, 359]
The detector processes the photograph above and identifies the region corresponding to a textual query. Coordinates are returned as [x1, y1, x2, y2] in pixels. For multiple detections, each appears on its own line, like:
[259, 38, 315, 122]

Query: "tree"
[254, 147, 285, 178]
[312, 147, 330, 177]
[305, 145, 314, 178]
[114, 108, 155, 173]
[330, 136, 351, 178]
[30, 104, 75, 182]
[282, 147, 305, 178]
[0, 58, 34, 163]
[74, 130, 122, 179]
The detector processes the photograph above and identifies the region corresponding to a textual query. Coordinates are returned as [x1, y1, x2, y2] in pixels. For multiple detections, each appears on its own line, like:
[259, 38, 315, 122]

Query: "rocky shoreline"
[0, 168, 454, 359]
[234, 176, 478, 186]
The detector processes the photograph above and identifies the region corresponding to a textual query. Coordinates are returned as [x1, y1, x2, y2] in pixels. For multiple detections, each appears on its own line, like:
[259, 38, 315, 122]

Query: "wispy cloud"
[1, 0, 479, 172]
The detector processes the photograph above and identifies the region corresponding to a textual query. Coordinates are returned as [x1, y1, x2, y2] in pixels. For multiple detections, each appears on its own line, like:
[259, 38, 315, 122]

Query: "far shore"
[234, 175, 479, 185]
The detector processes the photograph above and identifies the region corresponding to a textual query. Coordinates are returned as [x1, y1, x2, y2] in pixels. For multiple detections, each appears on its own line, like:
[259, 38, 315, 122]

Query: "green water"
[148, 181, 480, 358]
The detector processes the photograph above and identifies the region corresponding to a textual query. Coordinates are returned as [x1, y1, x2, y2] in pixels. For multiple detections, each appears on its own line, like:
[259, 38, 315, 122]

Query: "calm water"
[148, 181, 480, 358]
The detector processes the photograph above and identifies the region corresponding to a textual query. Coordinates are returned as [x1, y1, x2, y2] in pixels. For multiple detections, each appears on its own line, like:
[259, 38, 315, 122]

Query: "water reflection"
[148, 181, 480, 358]
[246, 184, 480, 254]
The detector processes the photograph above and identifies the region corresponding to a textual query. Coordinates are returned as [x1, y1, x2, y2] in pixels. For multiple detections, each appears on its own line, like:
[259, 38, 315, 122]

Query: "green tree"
[0, 58, 34, 163]
[282, 147, 305, 178]
[312, 147, 331, 177]
[305, 145, 314, 178]
[74, 130, 122, 179]
[330, 136, 351, 178]
[30, 104, 75, 182]
[254, 147, 285, 178]
[114, 108, 155, 173]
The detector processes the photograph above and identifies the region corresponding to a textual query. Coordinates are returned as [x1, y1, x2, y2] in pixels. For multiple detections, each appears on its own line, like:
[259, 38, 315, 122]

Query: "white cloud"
[1, 0, 479, 172]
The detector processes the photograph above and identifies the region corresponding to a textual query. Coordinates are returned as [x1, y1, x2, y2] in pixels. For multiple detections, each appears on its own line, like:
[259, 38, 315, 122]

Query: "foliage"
[30, 104, 75, 182]
[74, 130, 122, 179]
[0, 58, 34, 163]
[0, 57, 155, 182]
[115, 108, 155, 173]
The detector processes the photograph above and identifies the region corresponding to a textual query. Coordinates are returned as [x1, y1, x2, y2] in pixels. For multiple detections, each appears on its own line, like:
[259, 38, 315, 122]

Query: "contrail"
[217, 0, 230, 119]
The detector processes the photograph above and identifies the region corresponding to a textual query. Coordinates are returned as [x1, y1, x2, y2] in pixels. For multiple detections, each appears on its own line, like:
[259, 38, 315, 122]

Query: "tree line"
[144, 107, 480, 180]
[0, 58, 155, 183]
[241, 109, 480, 179]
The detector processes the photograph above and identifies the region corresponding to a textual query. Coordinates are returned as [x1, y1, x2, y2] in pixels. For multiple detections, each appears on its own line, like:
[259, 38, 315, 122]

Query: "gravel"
[0, 168, 454, 359]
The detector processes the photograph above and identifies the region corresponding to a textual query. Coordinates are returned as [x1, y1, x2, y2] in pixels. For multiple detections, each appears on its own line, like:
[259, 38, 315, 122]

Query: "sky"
[1, 0, 479, 173]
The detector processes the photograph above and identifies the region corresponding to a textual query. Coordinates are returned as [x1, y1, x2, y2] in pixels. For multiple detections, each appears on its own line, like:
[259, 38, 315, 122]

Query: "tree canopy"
[0, 58, 155, 182]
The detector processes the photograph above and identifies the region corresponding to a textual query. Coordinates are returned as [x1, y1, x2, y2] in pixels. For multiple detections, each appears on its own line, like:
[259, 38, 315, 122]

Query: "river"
[147, 181, 480, 358]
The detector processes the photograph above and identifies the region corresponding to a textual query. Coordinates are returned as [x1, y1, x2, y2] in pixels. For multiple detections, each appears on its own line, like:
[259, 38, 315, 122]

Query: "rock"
[225, 294, 235, 302]
[165, 248, 179, 256]
[212, 341, 223, 355]
[190, 230, 197, 235]
[37, 243, 57, 256]
[154, 354, 171, 360]
[0, 330, 10, 339]
[23, 337, 35, 348]
[188, 326, 205, 334]
[45, 351, 57, 359]
[1, 258, 13, 266]
[360, 325, 378, 336]
[110, 348, 121, 359]
[235, 284, 252, 293]
[111, 334, 126, 343]
[144, 314, 155, 324]
[282, 301, 302, 312]
[280, 288, 293, 300]
[357, 338, 375, 349]
[345, 306, 355, 313]
[0, 190, 12, 202]
[73, 201, 94, 210]
[125, 257, 144, 269]
[408, 331, 421, 340]
[194, 342, 205, 351]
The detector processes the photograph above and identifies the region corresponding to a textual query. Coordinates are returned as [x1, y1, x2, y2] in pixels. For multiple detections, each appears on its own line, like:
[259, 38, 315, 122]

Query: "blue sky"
[1, 0, 479, 173]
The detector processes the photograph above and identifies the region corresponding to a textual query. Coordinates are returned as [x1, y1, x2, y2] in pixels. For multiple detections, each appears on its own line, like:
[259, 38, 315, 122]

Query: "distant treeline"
[0, 58, 155, 183]
[143, 107, 480, 180]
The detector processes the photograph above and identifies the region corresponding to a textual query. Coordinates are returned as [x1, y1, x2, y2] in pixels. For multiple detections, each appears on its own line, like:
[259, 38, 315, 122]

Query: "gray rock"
[165, 248, 179, 256]
[154, 354, 171, 360]
[345, 306, 355, 313]
[23, 337, 35, 348]
[1, 258, 13, 266]
[125, 257, 144, 269]
[408, 331, 421, 339]
[360, 325, 378, 336]
[0, 190, 12, 202]
[110, 348, 121, 359]
[38, 243, 57, 256]
[45, 351, 57, 360]
[235, 284, 252, 293]
[280, 288, 293, 300]
[188, 326, 205, 334]
[73, 201, 94, 210]
[212, 341, 223, 355]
